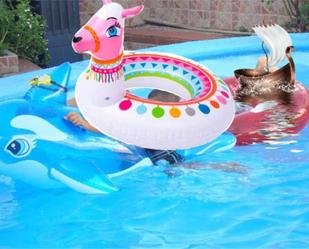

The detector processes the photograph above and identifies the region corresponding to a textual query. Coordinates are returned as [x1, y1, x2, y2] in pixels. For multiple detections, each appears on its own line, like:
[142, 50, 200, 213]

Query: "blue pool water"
[0, 34, 309, 248]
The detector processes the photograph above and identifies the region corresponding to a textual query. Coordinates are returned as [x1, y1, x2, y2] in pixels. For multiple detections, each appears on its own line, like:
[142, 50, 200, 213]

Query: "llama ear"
[102, 0, 112, 4]
[122, 5, 144, 19]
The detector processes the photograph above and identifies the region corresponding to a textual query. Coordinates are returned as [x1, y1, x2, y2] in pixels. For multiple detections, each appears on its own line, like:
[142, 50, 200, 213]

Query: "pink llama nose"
[72, 28, 96, 53]
[72, 36, 82, 43]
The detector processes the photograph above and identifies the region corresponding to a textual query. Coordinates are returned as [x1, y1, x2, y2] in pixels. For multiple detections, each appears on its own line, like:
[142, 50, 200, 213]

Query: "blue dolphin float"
[0, 63, 236, 194]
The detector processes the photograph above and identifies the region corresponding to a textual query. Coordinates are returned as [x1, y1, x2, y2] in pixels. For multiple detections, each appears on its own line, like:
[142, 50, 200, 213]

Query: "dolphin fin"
[25, 63, 71, 104]
[51, 157, 118, 194]
[11, 115, 68, 142]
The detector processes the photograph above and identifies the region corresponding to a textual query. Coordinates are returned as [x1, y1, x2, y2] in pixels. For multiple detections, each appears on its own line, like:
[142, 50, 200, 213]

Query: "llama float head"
[72, 0, 144, 61]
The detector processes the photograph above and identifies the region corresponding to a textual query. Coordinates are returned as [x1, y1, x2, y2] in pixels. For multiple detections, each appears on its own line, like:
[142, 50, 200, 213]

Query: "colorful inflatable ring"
[72, 1, 235, 150]
[76, 52, 235, 150]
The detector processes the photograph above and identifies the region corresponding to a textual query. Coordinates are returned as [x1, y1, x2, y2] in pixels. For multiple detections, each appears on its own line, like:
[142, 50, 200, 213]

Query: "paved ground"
[19, 58, 41, 73]
[2, 58, 41, 77]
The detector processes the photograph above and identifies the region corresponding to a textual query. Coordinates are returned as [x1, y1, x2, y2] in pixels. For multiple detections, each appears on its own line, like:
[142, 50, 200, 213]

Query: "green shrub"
[0, 0, 13, 55]
[261, 0, 308, 32]
[285, 2, 309, 32]
[0, 0, 50, 66]
[238, 26, 249, 32]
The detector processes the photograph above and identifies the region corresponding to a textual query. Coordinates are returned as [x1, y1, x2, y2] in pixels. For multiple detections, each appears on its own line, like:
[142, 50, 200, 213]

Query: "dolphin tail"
[50, 62, 71, 91]
[25, 63, 71, 104]
[51, 158, 118, 194]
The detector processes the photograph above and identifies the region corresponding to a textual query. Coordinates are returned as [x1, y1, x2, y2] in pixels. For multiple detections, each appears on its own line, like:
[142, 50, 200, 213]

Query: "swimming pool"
[0, 34, 308, 248]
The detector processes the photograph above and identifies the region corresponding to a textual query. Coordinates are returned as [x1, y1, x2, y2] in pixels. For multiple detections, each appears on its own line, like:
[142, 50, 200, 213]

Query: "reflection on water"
[258, 103, 298, 141]
[234, 87, 309, 144]
[165, 161, 249, 177]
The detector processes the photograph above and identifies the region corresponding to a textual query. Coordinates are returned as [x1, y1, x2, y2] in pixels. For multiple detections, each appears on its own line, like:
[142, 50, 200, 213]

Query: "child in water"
[66, 90, 250, 174]
[65, 56, 274, 169]
[65, 90, 184, 166]
[255, 56, 278, 73]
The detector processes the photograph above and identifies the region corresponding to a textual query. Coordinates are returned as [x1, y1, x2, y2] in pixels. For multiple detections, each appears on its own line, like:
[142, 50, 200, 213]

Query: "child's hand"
[64, 112, 100, 133]
[67, 98, 78, 107]
[64, 112, 86, 128]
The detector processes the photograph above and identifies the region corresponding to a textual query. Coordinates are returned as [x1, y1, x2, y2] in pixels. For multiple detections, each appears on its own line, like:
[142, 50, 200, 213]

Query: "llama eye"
[106, 26, 120, 38]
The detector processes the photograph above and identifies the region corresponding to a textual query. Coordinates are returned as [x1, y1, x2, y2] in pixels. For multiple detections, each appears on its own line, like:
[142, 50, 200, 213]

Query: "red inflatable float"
[225, 77, 309, 145]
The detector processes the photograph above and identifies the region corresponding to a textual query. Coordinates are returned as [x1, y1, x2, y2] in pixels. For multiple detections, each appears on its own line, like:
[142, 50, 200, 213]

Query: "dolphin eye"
[106, 26, 120, 38]
[5, 137, 32, 158]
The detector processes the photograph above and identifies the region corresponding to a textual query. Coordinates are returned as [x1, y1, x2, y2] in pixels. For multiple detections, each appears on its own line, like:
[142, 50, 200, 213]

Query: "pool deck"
[0, 33, 308, 101]
[8, 27, 234, 76]
[125, 26, 232, 45]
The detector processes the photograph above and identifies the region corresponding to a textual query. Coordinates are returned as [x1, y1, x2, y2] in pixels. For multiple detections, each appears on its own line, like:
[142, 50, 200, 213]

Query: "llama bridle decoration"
[72, 0, 143, 106]
[73, 0, 235, 150]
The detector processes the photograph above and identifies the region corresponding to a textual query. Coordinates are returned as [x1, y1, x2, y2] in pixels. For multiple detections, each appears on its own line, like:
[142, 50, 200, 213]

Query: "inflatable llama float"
[73, 0, 235, 150]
